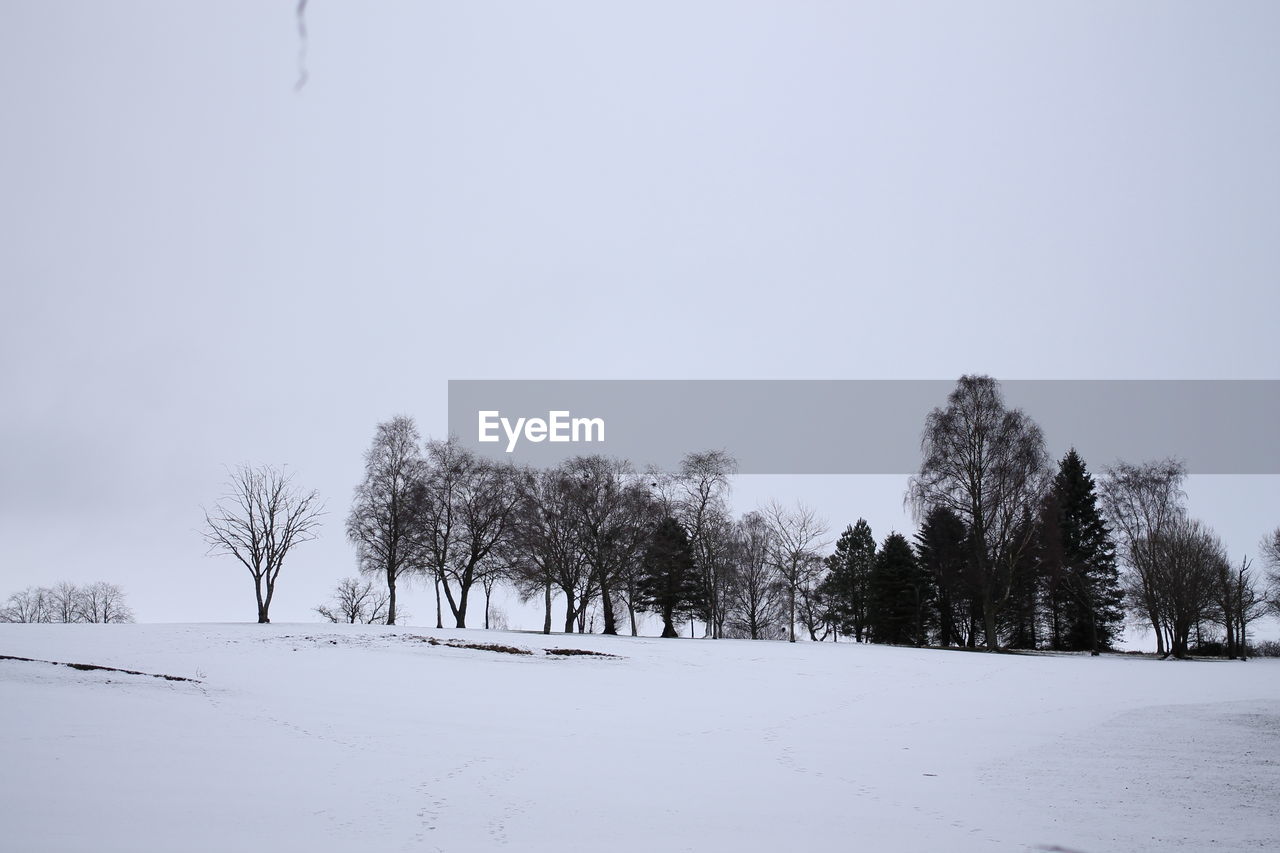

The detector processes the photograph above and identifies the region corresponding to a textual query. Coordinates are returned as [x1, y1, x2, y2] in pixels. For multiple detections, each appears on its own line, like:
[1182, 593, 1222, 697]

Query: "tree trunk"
[254, 576, 269, 623]
[454, 584, 469, 629]
[542, 583, 552, 635]
[789, 585, 796, 643]
[601, 586, 618, 635]
[660, 606, 678, 638]
[386, 572, 397, 626]
[434, 576, 443, 629]
[562, 589, 577, 633]
[982, 592, 998, 651]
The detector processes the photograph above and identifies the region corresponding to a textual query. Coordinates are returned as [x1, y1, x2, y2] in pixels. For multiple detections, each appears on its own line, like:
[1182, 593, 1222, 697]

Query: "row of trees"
[204, 376, 1280, 657]
[901, 376, 1272, 657]
[0, 582, 135, 624]
[338, 416, 837, 640]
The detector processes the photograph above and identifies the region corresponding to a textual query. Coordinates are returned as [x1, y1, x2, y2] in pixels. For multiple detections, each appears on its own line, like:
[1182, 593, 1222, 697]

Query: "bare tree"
[1262, 526, 1280, 617]
[1144, 516, 1221, 658]
[559, 456, 656, 636]
[204, 464, 324, 623]
[907, 375, 1050, 650]
[48, 581, 83, 623]
[657, 451, 737, 638]
[506, 465, 590, 634]
[76, 581, 135, 624]
[762, 500, 828, 642]
[0, 586, 51, 623]
[1098, 459, 1187, 656]
[347, 417, 427, 626]
[316, 577, 390, 624]
[1211, 555, 1266, 660]
[723, 511, 786, 640]
[422, 438, 524, 629]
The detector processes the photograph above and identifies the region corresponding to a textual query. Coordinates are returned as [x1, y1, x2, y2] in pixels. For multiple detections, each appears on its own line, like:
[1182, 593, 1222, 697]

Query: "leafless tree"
[204, 463, 324, 624]
[558, 456, 657, 636]
[0, 586, 51, 623]
[506, 465, 589, 634]
[76, 581, 135, 624]
[1143, 516, 1222, 658]
[661, 451, 737, 638]
[762, 500, 829, 642]
[48, 581, 83, 623]
[1211, 555, 1266, 660]
[421, 438, 524, 629]
[479, 563, 505, 630]
[907, 375, 1050, 650]
[316, 577, 390, 624]
[796, 552, 834, 641]
[347, 417, 428, 626]
[722, 511, 786, 640]
[1262, 526, 1280, 617]
[1098, 459, 1187, 656]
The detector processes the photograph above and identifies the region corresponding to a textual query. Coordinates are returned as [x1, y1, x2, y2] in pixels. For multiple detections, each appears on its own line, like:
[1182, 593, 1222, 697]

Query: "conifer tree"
[867, 532, 932, 646]
[914, 506, 970, 647]
[819, 520, 876, 641]
[636, 516, 701, 638]
[1045, 450, 1124, 654]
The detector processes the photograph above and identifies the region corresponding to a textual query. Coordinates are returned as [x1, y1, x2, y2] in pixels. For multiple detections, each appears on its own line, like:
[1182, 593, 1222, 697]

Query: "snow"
[2, 624, 1278, 853]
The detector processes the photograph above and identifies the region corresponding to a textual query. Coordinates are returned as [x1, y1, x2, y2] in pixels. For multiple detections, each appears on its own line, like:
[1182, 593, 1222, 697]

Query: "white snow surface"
[2, 623, 1278, 853]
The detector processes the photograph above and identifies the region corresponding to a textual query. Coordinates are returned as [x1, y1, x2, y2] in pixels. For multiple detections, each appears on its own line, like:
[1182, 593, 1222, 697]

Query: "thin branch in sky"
[295, 0, 309, 92]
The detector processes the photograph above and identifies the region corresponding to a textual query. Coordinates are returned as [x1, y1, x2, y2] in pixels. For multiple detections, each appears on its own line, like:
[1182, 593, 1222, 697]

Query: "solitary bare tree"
[204, 463, 324, 623]
[908, 376, 1050, 650]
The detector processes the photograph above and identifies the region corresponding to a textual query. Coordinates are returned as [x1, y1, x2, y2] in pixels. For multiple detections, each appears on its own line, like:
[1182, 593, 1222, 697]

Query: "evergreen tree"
[1000, 510, 1042, 649]
[820, 520, 875, 641]
[867, 532, 932, 646]
[1045, 449, 1124, 654]
[914, 506, 970, 647]
[636, 516, 701, 638]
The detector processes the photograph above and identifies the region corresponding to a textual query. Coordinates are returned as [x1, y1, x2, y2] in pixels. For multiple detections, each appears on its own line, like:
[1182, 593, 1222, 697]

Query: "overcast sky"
[1, 2, 1276, 634]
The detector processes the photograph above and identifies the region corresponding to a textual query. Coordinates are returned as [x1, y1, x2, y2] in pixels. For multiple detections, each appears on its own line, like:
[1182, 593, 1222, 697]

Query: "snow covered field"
[2, 624, 1278, 853]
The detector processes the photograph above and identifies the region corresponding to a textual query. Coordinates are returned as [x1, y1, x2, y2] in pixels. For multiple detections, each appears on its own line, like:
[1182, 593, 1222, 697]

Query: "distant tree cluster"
[0, 582, 134, 624]
[315, 577, 391, 624]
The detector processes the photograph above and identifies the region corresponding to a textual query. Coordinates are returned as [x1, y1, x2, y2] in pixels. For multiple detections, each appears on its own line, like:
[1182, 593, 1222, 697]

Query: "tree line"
[0, 581, 135, 624]
[203, 376, 1280, 657]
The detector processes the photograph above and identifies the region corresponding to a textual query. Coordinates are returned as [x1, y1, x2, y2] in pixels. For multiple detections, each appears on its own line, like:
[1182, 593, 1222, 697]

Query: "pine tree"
[1001, 510, 1042, 649]
[914, 506, 970, 647]
[867, 532, 932, 646]
[820, 520, 875, 641]
[636, 516, 701, 638]
[1045, 449, 1123, 654]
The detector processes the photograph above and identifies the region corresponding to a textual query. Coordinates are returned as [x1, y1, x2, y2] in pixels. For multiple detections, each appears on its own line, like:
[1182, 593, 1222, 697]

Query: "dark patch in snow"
[0, 654, 199, 682]
[544, 648, 619, 658]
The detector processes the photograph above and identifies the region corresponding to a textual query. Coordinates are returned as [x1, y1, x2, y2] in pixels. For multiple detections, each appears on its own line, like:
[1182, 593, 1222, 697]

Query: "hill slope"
[2, 623, 1278, 852]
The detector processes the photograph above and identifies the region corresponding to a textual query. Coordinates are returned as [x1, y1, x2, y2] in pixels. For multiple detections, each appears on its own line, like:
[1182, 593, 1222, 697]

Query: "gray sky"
[1, 2, 1276, 632]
